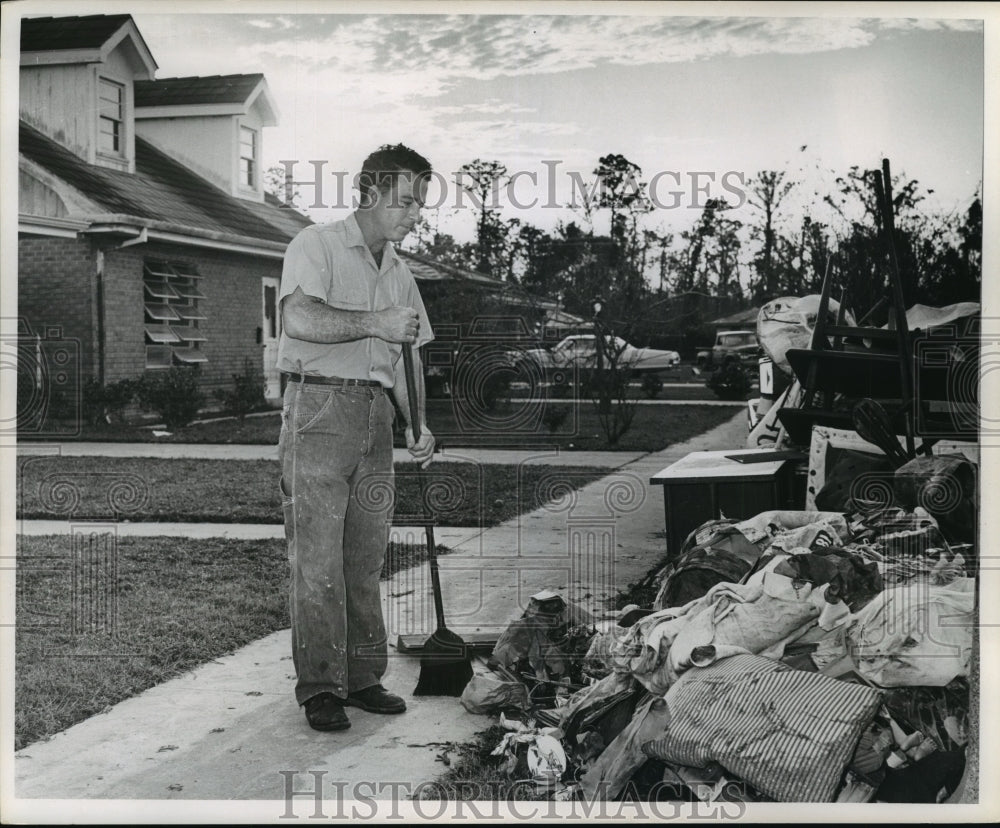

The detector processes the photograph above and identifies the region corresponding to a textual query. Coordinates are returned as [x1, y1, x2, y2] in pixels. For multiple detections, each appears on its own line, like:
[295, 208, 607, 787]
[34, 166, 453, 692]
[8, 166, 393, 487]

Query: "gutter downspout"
[117, 227, 148, 248]
[94, 248, 106, 385]
[93, 229, 145, 385]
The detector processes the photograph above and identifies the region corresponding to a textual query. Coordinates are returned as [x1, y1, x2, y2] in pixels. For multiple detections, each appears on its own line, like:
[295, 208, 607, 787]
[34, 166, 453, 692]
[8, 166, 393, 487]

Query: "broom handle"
[402, 343, 447, 630]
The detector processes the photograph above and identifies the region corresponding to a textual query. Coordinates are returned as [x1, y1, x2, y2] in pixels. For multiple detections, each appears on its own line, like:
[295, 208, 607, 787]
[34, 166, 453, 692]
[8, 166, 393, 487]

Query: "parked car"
[696, 329, 761, 370]
[508, 334, 681, 378]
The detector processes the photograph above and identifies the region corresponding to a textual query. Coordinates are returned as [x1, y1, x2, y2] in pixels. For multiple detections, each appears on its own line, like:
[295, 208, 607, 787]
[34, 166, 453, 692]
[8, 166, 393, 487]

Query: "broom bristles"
[413, 628, 473, 697]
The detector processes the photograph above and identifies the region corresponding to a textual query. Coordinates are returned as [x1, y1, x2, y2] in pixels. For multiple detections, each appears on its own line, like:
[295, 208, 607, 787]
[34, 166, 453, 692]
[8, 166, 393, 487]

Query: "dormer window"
[239, 125, 257, 188]
[98, 78, 124, 155]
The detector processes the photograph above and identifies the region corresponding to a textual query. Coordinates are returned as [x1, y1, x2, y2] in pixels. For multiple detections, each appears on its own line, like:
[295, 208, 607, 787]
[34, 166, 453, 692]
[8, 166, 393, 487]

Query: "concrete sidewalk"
[16, 442, 649, 468]
[15, 519, 483, 547]
[13, 411, 748, 803]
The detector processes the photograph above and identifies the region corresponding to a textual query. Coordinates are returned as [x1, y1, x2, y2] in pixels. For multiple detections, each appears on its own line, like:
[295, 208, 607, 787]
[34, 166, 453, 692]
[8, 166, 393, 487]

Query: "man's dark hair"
[358, 144, 432, 205]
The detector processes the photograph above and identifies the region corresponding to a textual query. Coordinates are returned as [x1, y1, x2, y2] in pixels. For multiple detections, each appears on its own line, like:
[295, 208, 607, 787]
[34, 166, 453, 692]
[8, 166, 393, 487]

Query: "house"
[18, 14, 308, 415]
[16, 13, 559, 427]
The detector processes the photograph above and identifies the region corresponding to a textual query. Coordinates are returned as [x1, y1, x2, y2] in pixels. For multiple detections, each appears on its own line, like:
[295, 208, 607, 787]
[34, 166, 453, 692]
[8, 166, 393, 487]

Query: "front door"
[261, 276, 281, 400]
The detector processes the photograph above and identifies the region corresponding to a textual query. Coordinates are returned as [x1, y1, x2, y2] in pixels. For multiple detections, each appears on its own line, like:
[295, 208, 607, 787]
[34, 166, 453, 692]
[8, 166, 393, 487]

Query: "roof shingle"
[135, 75, 265, 107]
[20, 121, 301, 245]
[20, 15, 134, 52]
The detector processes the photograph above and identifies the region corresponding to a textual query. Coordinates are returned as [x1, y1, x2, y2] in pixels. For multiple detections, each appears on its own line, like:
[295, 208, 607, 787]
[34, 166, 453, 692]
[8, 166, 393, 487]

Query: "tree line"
[267, 152, 981, 348]
[402, 153, 982, 347]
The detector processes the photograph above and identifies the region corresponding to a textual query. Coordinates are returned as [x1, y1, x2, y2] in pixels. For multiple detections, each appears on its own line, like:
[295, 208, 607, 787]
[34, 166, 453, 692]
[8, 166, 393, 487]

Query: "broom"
[401, 342, 474, 697]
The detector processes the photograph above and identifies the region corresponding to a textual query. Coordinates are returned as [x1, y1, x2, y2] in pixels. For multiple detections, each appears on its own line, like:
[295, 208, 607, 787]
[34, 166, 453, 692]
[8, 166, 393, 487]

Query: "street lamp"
[592, 298, 605, 394]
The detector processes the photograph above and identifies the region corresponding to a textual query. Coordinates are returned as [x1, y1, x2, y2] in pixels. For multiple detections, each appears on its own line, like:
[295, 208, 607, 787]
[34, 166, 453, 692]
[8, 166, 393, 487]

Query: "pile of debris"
[461, 496, 975, 804]
[457, 274, 978, 804]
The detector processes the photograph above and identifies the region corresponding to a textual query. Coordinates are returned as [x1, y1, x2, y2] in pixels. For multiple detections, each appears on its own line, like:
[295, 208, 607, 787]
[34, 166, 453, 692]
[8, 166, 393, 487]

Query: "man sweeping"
[277, 144, 435, 731]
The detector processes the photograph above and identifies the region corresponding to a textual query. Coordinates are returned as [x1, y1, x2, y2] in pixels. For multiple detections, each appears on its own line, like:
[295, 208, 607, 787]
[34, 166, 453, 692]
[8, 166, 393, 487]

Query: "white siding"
[20, 65, 95, 162]
[19, 168, 69, 217]
[136, 116, 234, 192]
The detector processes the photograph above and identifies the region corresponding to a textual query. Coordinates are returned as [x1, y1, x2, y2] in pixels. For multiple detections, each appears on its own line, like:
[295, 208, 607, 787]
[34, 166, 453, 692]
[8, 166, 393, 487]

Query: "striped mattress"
[643, 653, 882, 802]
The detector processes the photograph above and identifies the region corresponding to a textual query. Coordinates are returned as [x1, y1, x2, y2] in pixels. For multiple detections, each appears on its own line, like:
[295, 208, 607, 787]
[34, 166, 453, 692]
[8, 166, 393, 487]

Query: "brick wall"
[17, 235, 97, 376]
[103, 241, 282, 394]
[19, 234, 283, 414]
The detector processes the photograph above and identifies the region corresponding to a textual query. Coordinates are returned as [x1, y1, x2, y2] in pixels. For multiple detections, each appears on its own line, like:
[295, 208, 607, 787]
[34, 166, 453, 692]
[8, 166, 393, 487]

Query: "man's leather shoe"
[344, 684, 407, 714]
[303, 692, 350, 731]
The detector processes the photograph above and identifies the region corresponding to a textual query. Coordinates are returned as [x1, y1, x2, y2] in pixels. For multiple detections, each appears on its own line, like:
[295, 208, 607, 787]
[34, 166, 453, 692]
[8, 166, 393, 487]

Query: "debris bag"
[527, 734, 568, 790]
[847, 577, 975, 686]
[579, 696, 672, 801]
[814, 450, 896, 512]
[557, 670, 635, 732]
[460, 673, 530, 715]
[875, 750, 966, 803]
[653, 525, 763, 610]
[881, 681, 971, 755]
[773, 547, 883, 612]
[582, 622, 624, 680]
[643, 653, 883, 802]
[757, 295, 858, 376]
[904, 302, 980, 332]
[893, 455, 977, 544]
[858, 507, 951, 560]
[490, 714, 567, 787]
[608, 596, 717, 695]
[733, 509, 850, 547]
[489, 590, 596, 685]
[668, 573, 824, 677]
[765, 518, 851, 555]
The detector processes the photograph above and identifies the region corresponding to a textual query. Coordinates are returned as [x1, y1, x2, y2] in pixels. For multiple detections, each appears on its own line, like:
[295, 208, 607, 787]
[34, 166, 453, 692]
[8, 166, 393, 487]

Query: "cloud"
[434, 100, 538, 118]
[129, 9, 983, 224]
[875, 17, 984, 33]
[138, 13, 984, 111]
[223, 14, 977, 84]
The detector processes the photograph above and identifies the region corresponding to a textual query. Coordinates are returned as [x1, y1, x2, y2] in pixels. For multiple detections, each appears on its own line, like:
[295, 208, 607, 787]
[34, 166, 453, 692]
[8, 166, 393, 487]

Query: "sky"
[125, 7, 986, 244]
[70, 7, 992, 243]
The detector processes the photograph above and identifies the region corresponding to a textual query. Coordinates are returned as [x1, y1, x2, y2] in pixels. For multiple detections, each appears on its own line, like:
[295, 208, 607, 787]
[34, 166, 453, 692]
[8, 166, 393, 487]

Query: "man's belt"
[284, 372, 382, 388]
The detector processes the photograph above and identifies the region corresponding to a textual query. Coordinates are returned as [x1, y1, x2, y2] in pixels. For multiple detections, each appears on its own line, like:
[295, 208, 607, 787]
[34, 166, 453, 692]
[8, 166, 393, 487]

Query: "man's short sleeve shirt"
[277, 214, 433, 387]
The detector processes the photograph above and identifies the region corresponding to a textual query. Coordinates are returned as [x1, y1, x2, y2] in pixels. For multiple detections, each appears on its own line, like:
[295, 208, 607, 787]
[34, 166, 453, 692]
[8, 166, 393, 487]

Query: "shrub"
[640, 373, 663, 399]
[479, 370, 513, 412]
[541, 405, 569, 433]
[547, 374, 572, 398]
[707, 361, 750, 400]
[213, 358, 267, 422]
[83, 378, 138, 425]
[135, 367, 205, 429]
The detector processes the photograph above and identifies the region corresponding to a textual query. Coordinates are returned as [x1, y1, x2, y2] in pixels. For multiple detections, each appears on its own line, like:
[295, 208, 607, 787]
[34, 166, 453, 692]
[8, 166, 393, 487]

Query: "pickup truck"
[696, 329, 760, 370]
[509, 334, 681, 377]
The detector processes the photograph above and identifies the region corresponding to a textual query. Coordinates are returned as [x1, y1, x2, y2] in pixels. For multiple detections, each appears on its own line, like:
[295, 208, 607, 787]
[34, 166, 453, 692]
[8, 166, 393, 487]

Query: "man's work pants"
[279, 381, 395, 705]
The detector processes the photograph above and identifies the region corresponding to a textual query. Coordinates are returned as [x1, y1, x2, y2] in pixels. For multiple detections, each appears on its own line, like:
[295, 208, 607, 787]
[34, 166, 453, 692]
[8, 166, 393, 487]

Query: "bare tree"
[748, 170, 794, 299]
[455, 159, 510, 275]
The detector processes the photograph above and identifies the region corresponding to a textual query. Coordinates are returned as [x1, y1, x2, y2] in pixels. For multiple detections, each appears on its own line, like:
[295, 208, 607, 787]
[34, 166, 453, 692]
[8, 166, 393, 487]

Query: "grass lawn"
[30, 400, 741, 451]
[16, 458, 608, 527]
[14, 534, 443, 750]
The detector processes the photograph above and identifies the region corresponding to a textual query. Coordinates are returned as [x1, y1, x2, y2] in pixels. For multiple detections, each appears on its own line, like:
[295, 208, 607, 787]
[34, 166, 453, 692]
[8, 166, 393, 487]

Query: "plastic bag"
[460, 673, 530, 714]
[847, 577, 975, 686]
[757, 295, 857, 376]
[490, 714, 567, 789]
